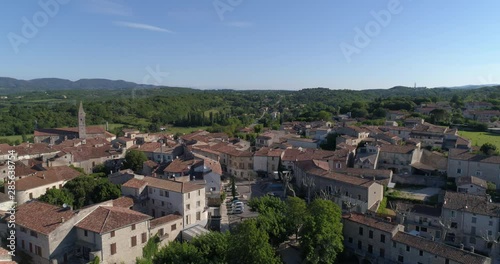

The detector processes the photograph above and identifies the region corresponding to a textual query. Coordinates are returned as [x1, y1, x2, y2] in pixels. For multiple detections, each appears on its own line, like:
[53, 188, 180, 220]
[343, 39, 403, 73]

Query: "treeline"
[1, 86, 499, 138]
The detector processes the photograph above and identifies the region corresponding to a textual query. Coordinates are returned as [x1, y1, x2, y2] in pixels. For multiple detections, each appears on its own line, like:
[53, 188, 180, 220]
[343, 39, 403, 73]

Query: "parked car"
[232, 201, 244, 208]
[232, 207, 244, 214]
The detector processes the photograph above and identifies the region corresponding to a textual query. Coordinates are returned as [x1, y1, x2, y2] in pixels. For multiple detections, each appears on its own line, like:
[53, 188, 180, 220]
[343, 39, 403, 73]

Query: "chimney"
[470, 246, 474, 253]
[61, 217, 65, 223]
[42, 173, 45, 179]
[460, 244, 464, 250]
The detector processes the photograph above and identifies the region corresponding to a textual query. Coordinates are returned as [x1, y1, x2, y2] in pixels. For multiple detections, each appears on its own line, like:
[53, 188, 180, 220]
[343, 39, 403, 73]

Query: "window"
[161, 211, 166, 216]
[456, 168, 462, 174]
[84, 230, 88, 237]
[472, 217, 477, 224]
[21, 240, 25, 249]
[368, 244, 373, 254]
[20, 227, 26, 233]
[421, 227, 427, 232]
[380, 234, 385, 243]
[161, 201, 165, 206]
[471, 226, 476, 235]
[165, 191, 169, 197]
[197, 201, 201, 207]
[158, 228, 164, 236]
[142, 232, 147, 243]
[359, 227, 364, 236]
[357, 241, 362, 250]
[35, 245, 42, 256]
[131, 236, 137, 247]
[476, 171, 482, 177]
[196, 212, 201, 221]
[132, 224, 136, 230]
[186, 215, 190, 225]
[29, 243, 33, 253]
[451, 222, 458, 228]
[186, 204, 191, 210]
[489, 220, 493, 226]
[110, 243, 117, 255]
[445, 259, 450, 264]
[406, 245, 410, 252]
[111, 231, 115, 237]
[489, 230, 493, 236]
[149, 188, 152, 194]
[30, 230, 38, 238]
[419, 250, 423, 256]
[368, 230, 373, 239]
[379, 248, 385, 258]
[198, 190, 201, 196]
[348, 237, 353, 243]
[451, 210, 456, 217]
[152, 199, 155, 205]
[188, 193, 191, 199]
[398, 255, 404, 263]
[393, 241, 396, 248]
[29, 193, 33, 199]
[171, 224, 177, 231]
[470, 236, 476, 244]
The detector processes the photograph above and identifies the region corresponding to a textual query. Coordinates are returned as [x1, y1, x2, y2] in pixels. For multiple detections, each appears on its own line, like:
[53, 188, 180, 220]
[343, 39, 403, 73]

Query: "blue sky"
[1, 0, 500, 90]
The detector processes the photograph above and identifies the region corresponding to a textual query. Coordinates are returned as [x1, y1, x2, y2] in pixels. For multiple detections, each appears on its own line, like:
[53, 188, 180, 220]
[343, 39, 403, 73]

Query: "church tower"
[78, 101, 86, 139]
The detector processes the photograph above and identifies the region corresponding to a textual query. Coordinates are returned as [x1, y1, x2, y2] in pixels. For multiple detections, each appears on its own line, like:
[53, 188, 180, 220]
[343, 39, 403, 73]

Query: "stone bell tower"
[78, 101, 86, 139]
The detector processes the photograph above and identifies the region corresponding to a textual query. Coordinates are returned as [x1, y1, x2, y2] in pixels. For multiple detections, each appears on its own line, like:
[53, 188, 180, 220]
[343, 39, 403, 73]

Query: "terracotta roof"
[202, 158, 223, 175]
[122, 178, 147, 189]
[13, 143, 59, 157]
[150, 214, 183, 228]
[456, 176, 487, 189]
[16, 201, 76, 235]
[164, 158, 202, 173]
[380, 144, 416, 154]
[449, 148, 500, 164]
[15, 166, 81, 191]
[112, 196, 134, 208]
[393, 232, 489, 264]
[296, 161, 377, 188]
[343, 213, 399, 233]
[443, 191, 500, 217]
[143, 177, 203, 193]
[54, 144, 115, 162]
[137, 142, 162, 152]
[33, 125, 107, 137]
[338, 168, 392, 179]
[143, 160, 158, 168]
[295, 160, 330, 172]
[76, 206, 151, 234]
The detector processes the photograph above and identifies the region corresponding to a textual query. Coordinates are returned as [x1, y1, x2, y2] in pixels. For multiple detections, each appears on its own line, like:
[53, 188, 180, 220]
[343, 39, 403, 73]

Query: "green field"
[0, 134, 32, 144]
[164, 126, 208, 135]
[459, 131, 500, 149]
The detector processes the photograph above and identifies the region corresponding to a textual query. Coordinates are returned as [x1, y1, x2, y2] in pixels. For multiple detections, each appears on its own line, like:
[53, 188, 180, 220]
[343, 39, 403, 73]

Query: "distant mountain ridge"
[0, 77, 498, 94]
[0, 77, 155, 93]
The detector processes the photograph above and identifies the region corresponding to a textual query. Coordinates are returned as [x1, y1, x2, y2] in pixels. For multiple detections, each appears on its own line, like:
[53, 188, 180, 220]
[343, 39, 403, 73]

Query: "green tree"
[319, 133, 338, 151]
[230, 176, 237, 199]
[286, 197, 307, 239]
[124, 149, 148, 172]
[136, 235, 160, 264]
[254, 124, 263, 134]
[300, 199, 344, 264]
[227, 219, 282, 264]
[153, 241, 203, 264]
[191, 231, 230, 264]
[39, 189, 74, 207]
[480, 143, 498, 155]
[318, 111, 332, 121]
[90, 256, 100, 264]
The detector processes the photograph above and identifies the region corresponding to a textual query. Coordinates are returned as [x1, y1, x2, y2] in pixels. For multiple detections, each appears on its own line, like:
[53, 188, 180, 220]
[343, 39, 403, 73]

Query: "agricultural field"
[458, 131, 500, 149]
[163, 126, 208, 135]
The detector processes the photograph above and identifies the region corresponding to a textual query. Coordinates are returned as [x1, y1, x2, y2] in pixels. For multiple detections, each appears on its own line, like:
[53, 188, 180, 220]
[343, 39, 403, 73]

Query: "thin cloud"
[86, 0, 132, 16]
[113, 21, 174, 33]
[226, 21, 254, 28]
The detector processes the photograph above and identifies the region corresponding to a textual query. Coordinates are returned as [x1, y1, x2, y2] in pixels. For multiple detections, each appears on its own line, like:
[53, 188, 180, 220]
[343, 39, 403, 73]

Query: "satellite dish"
[63, 203, 68, 208]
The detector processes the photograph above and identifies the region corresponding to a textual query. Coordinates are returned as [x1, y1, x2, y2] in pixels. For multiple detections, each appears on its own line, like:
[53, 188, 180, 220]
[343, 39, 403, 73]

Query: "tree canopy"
[124, 149, 148, 172]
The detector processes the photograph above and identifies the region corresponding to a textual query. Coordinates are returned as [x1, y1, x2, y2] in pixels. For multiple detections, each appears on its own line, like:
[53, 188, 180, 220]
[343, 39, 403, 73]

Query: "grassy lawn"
[459, 131, 500, 149]
[163, 126, 208, 135]
[0, 134, 32, 143]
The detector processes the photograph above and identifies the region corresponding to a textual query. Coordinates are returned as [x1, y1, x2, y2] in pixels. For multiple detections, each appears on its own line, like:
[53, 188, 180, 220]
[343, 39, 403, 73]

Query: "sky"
[1, 0, 500, 90]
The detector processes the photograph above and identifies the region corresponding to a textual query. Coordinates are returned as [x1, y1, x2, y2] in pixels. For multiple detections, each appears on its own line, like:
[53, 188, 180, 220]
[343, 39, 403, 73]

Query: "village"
[0, 100, 498, 264]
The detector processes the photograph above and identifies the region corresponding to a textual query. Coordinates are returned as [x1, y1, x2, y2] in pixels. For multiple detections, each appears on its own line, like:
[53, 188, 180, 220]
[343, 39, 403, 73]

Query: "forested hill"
[0, 77, 158, 93]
